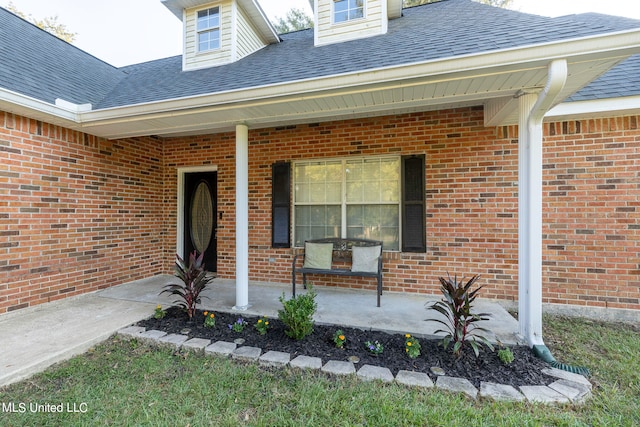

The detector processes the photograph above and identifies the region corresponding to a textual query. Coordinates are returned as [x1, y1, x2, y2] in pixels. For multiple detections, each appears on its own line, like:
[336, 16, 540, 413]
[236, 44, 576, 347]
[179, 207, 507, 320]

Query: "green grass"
[1, 315, 639, 426]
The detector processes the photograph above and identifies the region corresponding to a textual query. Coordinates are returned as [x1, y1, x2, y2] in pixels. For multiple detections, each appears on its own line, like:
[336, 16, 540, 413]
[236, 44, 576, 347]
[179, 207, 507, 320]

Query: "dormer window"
[197, 7, 220, 52]
[334, 0, 364, 23]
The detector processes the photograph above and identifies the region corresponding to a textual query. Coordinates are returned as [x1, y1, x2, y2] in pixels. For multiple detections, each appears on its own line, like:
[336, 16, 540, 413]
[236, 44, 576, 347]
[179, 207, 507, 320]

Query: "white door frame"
[176, 165, 219, 259]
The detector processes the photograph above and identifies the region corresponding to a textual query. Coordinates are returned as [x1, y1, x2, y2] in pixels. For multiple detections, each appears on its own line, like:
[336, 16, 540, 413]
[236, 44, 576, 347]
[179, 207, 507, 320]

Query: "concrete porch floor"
[0, 274, 520, 388]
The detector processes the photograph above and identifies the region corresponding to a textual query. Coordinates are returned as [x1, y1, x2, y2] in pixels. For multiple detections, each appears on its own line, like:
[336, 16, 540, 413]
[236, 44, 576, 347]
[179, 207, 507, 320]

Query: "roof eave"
[548, 95, 640, 120]
[4, 28, 640, 139]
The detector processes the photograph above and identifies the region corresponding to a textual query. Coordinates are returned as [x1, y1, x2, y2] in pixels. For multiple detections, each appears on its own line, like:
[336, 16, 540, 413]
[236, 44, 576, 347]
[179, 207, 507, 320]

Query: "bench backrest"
[304, 238, 383, 262]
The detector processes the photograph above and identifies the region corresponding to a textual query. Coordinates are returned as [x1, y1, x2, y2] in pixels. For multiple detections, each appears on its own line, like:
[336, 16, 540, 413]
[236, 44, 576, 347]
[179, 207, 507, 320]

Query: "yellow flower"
[203, 311, 208, 316]
[339, 335, 345, 341]
[210, 313, 215, 318]
[265, 321, 269, 326]
[406, 348, 408, 352]
[405, 334, 411, 338]
[258, 319, 263, 323]
[407, 342, 412, 347]
[156, 304, 162, 309]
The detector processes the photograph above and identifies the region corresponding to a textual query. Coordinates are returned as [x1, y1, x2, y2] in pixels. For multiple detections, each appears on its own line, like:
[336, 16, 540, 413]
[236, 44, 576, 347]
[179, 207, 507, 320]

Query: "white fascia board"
[79, 27, 640, 125]
[548, 95, 640, 119]
[241, 0, 280, 43]
[0, 87, 79, 125]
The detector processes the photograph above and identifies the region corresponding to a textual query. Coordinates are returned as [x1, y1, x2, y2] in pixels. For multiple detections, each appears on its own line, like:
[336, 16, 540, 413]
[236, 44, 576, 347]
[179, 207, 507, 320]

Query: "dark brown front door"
[184, 172, 217, 272]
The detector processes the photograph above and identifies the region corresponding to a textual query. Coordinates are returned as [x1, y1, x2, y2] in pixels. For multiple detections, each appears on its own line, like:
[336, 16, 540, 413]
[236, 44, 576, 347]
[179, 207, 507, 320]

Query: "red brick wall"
[162, 108, 639, 311]
[2, 107, 639, 314]
[0, 112, 166, 314]
[541, 117, 640, 309]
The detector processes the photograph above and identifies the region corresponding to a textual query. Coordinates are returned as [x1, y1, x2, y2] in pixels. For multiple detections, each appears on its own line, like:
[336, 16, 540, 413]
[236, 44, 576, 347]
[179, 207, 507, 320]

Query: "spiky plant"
[161, 251, 213, 320]
[428, 273, 494, 357]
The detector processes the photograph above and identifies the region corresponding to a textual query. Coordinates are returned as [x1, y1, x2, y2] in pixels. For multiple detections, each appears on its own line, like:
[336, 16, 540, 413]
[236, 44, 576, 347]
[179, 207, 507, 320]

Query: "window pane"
[198, 7, 219, 31]
[346, 204, 399, 250]
[349, 8, 364, 20]
[295, 205, 341, 246]
[198, 30, 220, 51]
[334, 11, 348, 23]
[335, 0, 348, 12]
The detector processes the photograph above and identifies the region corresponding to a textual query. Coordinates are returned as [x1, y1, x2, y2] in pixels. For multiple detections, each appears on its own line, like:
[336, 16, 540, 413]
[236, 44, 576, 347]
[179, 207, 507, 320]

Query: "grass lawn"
[1, 315, 639, 426]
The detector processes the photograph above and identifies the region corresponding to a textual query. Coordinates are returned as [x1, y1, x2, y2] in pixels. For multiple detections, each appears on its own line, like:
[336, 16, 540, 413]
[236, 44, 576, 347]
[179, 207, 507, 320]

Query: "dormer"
[310, 0, 403, 47]
[162, 0, 280, 71]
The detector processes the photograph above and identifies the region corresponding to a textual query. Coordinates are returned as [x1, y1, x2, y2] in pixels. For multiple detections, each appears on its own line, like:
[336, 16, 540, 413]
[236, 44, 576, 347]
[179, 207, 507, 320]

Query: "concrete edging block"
[395, 370, 434, 388]
[357, 364, 394, 382]
[205, 341, 237, 357]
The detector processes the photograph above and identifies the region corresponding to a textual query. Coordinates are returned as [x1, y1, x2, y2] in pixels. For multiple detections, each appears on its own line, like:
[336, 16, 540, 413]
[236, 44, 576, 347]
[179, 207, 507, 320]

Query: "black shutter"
[402, 155, 426, 252]
[272, 162, 291, 248]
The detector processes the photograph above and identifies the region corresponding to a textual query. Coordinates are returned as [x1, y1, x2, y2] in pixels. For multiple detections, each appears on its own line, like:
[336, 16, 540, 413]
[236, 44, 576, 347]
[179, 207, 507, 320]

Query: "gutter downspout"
[518, 59, 590, 376]
[518, 59, 568, 347]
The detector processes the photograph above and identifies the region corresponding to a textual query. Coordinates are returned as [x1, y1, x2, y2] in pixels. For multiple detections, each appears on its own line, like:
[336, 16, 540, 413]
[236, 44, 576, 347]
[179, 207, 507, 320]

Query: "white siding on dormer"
[181, 0, 269, 71]
[236, 4, 267, 59]
[184, 1, 233, 70]
[314, 0, 387, 46]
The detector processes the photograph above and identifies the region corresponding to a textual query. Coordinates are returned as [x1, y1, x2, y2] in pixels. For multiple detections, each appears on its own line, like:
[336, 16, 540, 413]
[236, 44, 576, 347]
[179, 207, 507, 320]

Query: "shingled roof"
[0, 7, 125, 106]
[1, 0, 639, 110]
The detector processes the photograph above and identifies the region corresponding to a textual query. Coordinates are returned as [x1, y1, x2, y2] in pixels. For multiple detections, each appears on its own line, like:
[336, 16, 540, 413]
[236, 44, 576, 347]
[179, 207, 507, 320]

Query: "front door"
[184, 172, 217, 272]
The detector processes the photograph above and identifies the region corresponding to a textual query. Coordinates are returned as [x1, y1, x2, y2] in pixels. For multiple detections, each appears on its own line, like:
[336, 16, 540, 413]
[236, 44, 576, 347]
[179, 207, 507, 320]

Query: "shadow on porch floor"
[100, 274, 522, 346]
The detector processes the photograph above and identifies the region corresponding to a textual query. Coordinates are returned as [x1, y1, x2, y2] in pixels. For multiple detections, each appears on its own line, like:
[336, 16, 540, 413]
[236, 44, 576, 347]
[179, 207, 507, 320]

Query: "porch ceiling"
[78, 56, 628, 139]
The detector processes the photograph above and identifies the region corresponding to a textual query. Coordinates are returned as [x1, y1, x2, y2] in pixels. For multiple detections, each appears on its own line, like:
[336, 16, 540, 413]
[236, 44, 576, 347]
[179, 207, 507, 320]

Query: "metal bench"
[291, 237, 384, 307]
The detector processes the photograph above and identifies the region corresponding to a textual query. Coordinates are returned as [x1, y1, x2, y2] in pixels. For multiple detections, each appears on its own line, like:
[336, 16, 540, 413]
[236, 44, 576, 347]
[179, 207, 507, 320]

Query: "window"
[272, 155, 425, 252]
[333, 0, 364, 23]
[293, 156, 401, 250]
[197, 7, 220, 52]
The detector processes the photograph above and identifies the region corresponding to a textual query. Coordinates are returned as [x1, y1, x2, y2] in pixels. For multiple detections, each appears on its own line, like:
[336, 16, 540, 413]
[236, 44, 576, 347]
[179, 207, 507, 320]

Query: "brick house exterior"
[3, 107, 638, 314]
[1, 1, 639, 340]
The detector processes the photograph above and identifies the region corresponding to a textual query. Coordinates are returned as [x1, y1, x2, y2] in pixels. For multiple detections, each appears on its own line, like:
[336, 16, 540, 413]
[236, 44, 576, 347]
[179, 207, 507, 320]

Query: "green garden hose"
[532, 345, 591, 377]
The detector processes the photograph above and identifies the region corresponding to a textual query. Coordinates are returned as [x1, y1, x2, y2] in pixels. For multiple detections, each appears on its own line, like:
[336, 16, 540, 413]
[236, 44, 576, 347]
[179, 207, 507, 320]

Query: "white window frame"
[197, 6, 221, 52]
[293, 155, 401, 250]
[332, 0, 366, 24]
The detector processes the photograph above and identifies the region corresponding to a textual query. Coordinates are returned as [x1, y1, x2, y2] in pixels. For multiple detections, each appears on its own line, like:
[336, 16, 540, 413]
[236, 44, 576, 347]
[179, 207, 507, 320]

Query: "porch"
[0, 275, 519, 387]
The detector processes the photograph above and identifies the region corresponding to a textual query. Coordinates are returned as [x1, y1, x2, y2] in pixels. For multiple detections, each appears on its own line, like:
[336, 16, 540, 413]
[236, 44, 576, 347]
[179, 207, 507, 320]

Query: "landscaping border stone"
[120, 325, 592, 405]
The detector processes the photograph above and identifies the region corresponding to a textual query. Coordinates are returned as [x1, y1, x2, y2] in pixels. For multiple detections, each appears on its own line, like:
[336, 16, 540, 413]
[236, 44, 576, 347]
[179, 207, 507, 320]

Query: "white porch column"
[518, 92, 544, 346]
[234, 123, 249, 310]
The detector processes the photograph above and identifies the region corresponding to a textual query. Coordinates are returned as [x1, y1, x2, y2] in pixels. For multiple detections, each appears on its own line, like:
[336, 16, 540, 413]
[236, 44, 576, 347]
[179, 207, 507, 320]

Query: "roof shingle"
[1, 0, 639, 110]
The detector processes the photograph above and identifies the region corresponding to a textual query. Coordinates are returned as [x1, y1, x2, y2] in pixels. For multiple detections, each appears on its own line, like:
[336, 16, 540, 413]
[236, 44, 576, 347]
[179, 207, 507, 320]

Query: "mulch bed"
[136, 307, 552, 388]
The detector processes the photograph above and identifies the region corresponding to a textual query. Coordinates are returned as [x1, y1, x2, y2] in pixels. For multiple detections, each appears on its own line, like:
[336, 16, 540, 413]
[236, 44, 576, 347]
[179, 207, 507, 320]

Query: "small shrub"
[278, 289, 317, 340]
[365, 340, 384, 355]
[254, 317, 270, 335]
[203, 311, 215, 328]
[498, 347, 515, 365]
[228, 317, 247, 332]
[427, 273, 494, 357]
[161, 251, 214, 320]
[154, 304, 166, 319]
[404, 334, 421, 359]
[333, 330, 346, 348]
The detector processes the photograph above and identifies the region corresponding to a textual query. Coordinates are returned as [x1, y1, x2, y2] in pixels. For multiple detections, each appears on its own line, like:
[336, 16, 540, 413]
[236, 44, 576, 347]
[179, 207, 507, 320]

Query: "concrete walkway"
[0, 275, 520, 388]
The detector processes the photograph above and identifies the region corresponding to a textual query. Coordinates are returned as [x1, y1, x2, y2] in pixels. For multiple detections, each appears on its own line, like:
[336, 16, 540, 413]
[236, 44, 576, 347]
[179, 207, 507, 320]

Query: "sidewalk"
[0, 275, 520, 388]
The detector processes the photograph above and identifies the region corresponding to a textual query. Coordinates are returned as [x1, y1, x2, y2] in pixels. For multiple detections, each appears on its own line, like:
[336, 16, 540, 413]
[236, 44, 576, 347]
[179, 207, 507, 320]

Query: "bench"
[291, 238, 384, 307]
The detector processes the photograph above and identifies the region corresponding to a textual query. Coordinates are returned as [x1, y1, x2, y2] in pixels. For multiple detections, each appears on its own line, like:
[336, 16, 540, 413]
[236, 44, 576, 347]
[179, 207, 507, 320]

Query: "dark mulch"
[136, 307, 552, 388]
